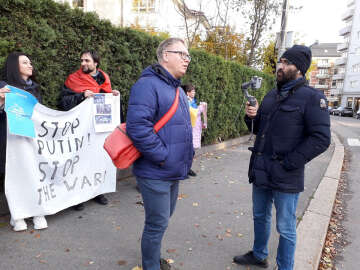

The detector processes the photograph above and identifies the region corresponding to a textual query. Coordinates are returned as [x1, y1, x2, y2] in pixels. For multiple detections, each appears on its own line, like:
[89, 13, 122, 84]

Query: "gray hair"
[156, 38, 185, 62]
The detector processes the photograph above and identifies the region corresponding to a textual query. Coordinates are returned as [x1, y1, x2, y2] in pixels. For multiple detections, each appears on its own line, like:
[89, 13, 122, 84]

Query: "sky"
[188, 0, 348, 47]
[287, 0, 348, 46]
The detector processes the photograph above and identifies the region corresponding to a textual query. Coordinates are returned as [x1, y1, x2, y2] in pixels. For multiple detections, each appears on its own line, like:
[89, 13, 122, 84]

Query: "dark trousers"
[136, 177, 179, 270]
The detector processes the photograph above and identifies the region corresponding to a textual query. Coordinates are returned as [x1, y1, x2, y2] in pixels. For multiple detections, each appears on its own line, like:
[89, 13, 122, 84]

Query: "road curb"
[294, 132, 344, 270]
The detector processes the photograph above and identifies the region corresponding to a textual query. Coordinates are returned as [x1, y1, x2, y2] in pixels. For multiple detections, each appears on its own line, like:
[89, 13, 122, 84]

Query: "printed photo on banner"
[93, 93, 120, 133]
[5, 97, 120, 220]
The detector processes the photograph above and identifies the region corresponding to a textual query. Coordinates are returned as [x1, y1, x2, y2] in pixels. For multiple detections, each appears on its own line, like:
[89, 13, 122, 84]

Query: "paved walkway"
[0, 137, 335, 270]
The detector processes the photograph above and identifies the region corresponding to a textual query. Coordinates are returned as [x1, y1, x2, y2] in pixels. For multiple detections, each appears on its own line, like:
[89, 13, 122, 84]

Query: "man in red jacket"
[60, 50, 120, 211]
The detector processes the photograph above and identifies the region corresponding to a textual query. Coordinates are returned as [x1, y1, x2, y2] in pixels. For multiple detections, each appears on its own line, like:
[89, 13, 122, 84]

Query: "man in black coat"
[233, 45, 331, 270]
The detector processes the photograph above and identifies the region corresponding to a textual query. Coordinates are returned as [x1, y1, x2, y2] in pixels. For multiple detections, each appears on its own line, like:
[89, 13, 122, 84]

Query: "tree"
[260, 40, 277, 75]
[193, 25, 247, 64]
[173, 0, 211, 47]
[233, 0, 281, 67]
[130, 19, 170, 40]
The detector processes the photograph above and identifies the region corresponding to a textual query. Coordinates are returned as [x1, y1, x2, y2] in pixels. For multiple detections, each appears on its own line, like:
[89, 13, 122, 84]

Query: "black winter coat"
[0, 80, 42, 174]
[244, 79, 331, 193]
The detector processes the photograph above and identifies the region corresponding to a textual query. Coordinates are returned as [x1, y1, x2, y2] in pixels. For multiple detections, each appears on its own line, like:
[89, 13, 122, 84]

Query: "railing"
[317, 63, 331, 68]
[337, 42, 349, 51]
[333, 73, 345, 80]
[339, 25, 352, 36]
[342, 9, 354, 21]
[335, 57, 347, 66]
[316, 74, 330, 79]
[314, 84, 329, 89]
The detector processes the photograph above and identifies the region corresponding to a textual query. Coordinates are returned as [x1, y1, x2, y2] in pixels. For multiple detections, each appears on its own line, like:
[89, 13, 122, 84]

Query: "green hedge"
[0, 0, 274, 145]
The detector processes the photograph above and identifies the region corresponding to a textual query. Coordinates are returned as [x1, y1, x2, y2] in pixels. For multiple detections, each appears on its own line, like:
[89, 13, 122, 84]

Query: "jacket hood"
[140, 64, 181, 88]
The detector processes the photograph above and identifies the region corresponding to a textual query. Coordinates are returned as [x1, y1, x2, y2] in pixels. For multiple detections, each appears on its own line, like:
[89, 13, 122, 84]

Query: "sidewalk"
[0, 135, 336, 270]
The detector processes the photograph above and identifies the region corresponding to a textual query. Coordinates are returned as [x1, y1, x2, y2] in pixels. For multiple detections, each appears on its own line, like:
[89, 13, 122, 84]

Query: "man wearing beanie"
[233, 45, 331, 270]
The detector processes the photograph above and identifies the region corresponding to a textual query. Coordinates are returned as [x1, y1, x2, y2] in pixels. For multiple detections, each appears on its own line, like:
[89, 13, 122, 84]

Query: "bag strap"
[153, 87, 179, 133]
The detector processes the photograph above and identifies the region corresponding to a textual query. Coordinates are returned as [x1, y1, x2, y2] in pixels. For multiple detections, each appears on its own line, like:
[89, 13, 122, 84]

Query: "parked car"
[333, 106, 354, 117]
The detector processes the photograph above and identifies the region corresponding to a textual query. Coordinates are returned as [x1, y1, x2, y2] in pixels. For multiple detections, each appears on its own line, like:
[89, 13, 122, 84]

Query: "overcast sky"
[287, 0, 348, 46]
[190, 0, 349, 47]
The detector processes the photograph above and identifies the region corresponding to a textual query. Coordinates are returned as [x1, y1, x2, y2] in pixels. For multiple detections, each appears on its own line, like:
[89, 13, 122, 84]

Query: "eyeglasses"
[165, 50, 191, 61]
[277, 59, 293, 66]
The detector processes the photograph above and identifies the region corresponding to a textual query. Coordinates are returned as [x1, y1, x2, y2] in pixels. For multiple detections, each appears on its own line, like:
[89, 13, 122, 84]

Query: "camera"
[241, 76, 262, 107]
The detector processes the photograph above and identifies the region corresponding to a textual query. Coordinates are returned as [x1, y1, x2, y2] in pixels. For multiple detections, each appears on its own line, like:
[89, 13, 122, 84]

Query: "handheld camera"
[241, 76, 262, 107]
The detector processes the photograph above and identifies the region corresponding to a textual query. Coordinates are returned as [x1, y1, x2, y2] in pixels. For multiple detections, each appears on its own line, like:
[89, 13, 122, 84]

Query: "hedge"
[0, 0, 275, 145]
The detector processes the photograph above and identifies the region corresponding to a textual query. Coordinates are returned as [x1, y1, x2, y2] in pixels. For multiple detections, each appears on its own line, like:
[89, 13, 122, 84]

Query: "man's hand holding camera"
[245, 100, 258, 119]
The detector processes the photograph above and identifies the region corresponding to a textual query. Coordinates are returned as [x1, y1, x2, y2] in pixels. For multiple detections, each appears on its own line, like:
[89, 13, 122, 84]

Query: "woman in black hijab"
[0, 52, 47, 231]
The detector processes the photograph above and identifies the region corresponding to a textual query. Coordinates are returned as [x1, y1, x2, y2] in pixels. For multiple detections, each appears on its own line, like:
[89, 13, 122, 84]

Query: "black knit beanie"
[281, 45, 312, 76]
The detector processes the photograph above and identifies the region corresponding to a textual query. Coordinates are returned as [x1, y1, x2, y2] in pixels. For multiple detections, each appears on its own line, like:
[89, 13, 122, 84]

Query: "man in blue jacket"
[126, 38, 193, 270]
[233, 45, 331, 270]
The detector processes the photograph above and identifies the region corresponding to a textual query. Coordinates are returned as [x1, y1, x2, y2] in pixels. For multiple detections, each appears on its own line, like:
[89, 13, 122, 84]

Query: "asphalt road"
[329, 115, 360, 270]
[0, 137, 334, 270]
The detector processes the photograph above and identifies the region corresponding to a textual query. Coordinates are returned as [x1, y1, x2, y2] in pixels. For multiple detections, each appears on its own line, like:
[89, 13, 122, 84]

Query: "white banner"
[5, 96, 119, 220]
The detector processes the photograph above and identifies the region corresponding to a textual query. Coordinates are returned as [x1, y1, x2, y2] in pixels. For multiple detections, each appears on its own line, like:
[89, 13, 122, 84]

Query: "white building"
[55, 0, 210, 42]
[335, 0, 360, 111]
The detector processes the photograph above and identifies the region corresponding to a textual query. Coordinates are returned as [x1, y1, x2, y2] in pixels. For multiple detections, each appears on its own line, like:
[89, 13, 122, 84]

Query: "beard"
[82, 66, 95, 74]
[276, 68, 298, 88]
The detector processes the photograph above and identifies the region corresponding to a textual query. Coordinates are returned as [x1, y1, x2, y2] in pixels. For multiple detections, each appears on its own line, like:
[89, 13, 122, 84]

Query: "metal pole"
[278, 0, 289, 60]
[120, 0, 124, 27]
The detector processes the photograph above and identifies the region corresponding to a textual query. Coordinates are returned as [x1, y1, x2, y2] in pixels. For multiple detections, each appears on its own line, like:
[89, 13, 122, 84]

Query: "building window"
[355, 47, 360, 56]
[332, 81, 336, 87]
[351, 63, 360, 72]
[350, 80, 359, 88]
[347, 97, 353, 108]
[132, 0, 155, 13]
[72, 0, 84, 8]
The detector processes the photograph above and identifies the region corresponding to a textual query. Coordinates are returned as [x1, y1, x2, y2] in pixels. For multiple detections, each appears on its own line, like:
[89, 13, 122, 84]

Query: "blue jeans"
[252, 185, 299, 270]
[136, 177, 179, 270]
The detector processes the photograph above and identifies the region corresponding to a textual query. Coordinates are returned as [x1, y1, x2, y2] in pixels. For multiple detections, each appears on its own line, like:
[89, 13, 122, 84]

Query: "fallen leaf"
[88, 261, 94, 265]
[166, 249, 176, 253]
[39, 260, 47, 264]
[201, 234, 207, 238]
[35, 253, 42, 258]
[118, 260, 127, 265]
[216, 234, 224, 240]
[226, 229, 232, 233]
[131, 266, 142, 270]
[135, 201, 144, 206]
[65, 248, 70, 252]
[194, 223, 200, 228]
[166, 259, 174, 264]
[237, 233, 243, 238]
[35, 234, 40, 239]
[116, 226, 121, 230]
[192, 202, 199, 207]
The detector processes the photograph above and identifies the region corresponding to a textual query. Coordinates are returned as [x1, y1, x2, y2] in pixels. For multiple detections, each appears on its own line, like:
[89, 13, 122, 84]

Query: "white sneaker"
[10, 218, 27, 231]
[33, 216, 48, 230]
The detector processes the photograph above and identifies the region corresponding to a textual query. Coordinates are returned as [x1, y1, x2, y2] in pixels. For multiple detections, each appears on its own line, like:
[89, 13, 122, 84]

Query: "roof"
[309, 42, 342, 57]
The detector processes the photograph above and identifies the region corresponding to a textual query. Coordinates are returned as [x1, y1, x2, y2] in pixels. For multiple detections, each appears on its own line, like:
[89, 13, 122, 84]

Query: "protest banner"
[4, 88, 119, 220]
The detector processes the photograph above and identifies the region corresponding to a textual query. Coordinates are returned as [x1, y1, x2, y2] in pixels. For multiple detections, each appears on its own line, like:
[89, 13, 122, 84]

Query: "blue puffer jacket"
[126, 64, 193, 180]
[244, 79, 331, 193]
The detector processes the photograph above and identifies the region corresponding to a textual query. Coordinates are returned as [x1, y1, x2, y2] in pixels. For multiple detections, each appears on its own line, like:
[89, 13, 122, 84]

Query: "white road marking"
[347, 138, 360, 146]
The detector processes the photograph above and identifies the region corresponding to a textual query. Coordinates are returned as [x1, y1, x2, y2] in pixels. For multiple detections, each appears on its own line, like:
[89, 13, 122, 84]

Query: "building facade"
[335, 0, 360, 111]
[55, 0, 209, 42]
[309, 42, 341, 105]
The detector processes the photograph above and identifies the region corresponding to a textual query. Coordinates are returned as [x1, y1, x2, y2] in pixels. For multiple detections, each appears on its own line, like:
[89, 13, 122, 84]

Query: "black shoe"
[93, 194, 108, 205]
[73, 203, 85, 211]
[160, 258, 171, 270]
[135, 185, 141, 193]
[233, 251, 269, 268]
[188, 169, 197, 177]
